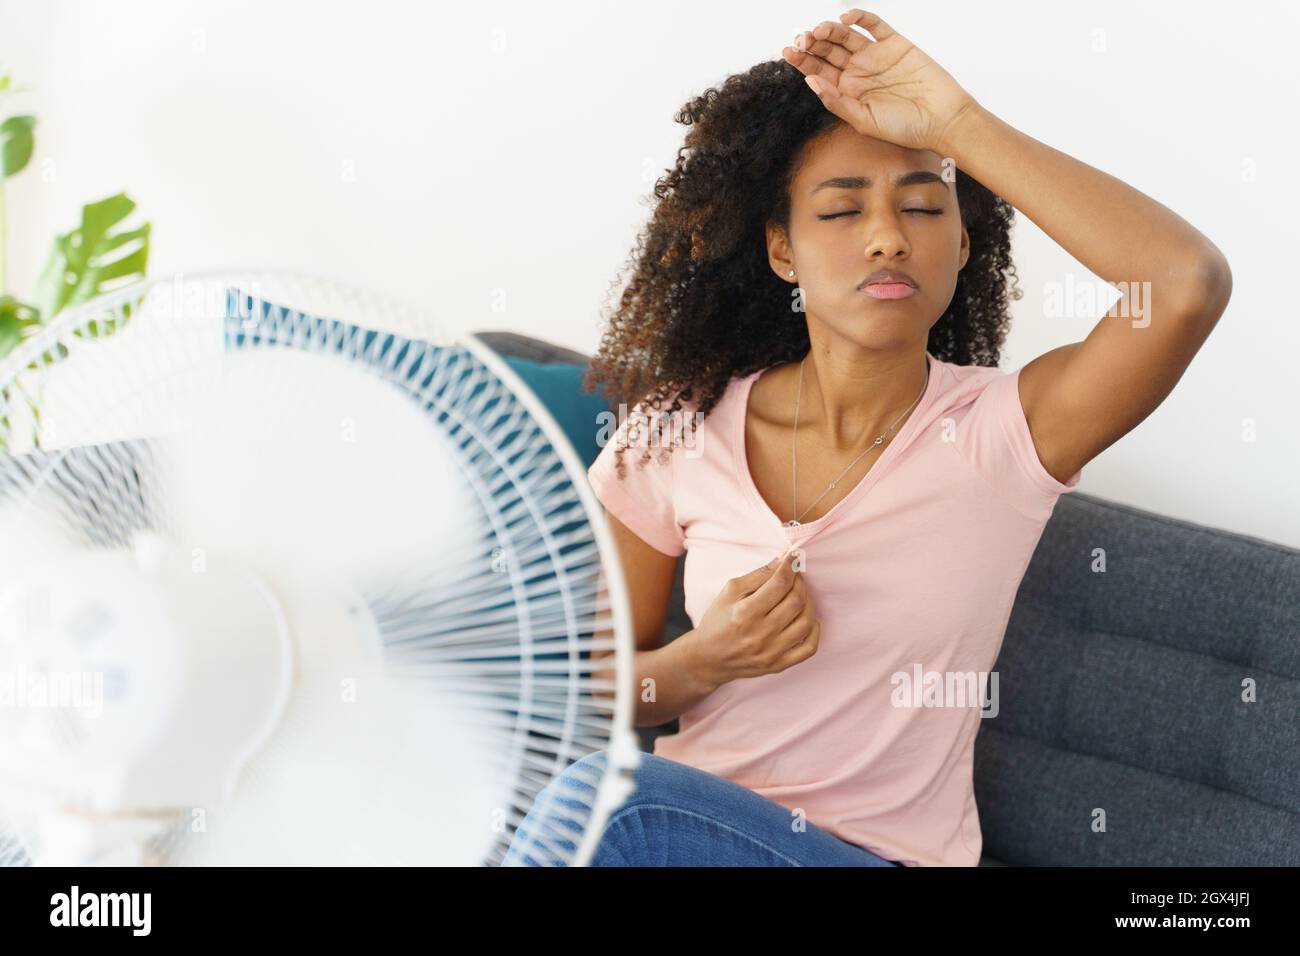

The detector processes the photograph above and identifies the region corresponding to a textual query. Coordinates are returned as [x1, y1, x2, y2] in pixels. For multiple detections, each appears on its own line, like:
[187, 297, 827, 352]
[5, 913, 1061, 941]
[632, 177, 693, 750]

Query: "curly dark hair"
[581, 58, 1020, 479]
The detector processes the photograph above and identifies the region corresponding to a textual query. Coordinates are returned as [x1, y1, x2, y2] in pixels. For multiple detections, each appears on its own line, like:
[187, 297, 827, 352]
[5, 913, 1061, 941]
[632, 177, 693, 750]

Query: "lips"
[858, 270, 918, 299]
[857, 269, 920, 291]
[860, 282, 916, 300]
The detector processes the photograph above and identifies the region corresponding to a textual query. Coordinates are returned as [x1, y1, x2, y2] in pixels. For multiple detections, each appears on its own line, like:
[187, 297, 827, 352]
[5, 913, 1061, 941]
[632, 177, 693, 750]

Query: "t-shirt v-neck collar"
[732, 351, 941, 544]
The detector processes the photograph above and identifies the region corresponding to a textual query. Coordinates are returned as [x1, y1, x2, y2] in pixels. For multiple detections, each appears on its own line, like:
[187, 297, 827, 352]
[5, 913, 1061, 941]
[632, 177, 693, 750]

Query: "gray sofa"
[479, 330, 1300, 867]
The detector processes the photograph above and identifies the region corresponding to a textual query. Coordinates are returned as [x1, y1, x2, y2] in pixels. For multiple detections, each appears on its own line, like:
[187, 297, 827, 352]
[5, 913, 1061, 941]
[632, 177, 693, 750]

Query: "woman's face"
[767, 123, 969, 351]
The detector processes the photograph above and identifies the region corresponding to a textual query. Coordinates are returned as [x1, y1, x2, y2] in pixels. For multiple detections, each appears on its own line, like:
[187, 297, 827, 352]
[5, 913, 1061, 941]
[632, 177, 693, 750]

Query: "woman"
[504, 9, 1231, 867]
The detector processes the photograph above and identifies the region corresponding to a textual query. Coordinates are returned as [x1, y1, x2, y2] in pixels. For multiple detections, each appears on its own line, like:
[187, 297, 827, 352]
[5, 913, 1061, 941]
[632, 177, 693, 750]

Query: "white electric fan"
[0, 271, 641, 866]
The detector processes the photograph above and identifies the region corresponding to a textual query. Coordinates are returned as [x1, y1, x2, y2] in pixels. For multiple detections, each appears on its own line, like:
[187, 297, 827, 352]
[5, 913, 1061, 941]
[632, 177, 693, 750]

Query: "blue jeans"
[503, 748, 903, 867]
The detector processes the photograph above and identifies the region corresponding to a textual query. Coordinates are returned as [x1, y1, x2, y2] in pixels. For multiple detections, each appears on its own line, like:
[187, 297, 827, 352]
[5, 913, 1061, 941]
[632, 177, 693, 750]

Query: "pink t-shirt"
[586, 350, 1082, 866]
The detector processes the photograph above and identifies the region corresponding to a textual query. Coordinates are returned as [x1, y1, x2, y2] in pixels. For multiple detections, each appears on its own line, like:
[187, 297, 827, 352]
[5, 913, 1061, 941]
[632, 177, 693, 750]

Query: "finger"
[799, 68, 875, 132]
[790, 23, 858, 69]
[732, 548, 789, 597]
[807, 20, 871, 55]
[742, 549, 798, 613]
[736, 549, 782, 583]
[797, 36, 852, 71]
[779, 45, 843, 88]
[774, 620, 820, 671]
[765, 579, 808, 634]
[839, 8, 898, 42]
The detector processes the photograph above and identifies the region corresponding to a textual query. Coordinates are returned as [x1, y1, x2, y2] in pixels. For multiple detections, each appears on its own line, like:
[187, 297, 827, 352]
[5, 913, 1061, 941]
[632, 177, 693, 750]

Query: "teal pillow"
[501, 357, 609, 470]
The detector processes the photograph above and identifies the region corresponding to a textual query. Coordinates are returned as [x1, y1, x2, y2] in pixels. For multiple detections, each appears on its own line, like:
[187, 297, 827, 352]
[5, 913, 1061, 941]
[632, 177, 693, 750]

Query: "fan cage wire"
[0, 269, 640, 866]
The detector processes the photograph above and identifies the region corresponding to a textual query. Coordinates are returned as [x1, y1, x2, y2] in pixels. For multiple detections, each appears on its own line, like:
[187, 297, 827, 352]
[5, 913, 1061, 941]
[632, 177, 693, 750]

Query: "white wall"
[1, 0, 1295, 546]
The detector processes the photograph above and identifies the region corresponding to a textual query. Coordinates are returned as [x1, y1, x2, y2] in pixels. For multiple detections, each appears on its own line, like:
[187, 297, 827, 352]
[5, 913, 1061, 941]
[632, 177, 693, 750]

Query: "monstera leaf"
[0, 78, 151, 450]
[33, 191, 150, 335]
[0, 296, 25, 355]
[0, 293, 65, 363]
[0, 191, 146, 450]
[0, 114, 35, 178]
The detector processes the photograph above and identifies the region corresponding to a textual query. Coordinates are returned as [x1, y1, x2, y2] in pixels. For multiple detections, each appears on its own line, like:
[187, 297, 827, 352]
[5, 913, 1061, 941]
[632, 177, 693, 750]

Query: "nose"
[861, 209, 911, 261]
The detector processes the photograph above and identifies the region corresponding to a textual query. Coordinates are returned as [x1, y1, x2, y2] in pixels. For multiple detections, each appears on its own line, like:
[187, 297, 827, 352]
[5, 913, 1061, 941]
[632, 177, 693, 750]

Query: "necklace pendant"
[784, 519, 800, 528]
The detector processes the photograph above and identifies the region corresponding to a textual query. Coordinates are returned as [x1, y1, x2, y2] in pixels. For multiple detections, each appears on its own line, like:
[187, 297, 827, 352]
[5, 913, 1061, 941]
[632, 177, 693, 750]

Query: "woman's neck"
[780, 345, 929, 451]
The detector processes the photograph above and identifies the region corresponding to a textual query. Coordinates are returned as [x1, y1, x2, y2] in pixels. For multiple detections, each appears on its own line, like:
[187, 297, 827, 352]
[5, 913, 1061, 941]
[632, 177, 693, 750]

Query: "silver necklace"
[785, 354, 929, 527]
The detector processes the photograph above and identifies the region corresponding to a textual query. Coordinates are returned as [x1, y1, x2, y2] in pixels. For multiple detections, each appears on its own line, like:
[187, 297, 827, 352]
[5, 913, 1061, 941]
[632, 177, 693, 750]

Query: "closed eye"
[817, 209, 943, 220]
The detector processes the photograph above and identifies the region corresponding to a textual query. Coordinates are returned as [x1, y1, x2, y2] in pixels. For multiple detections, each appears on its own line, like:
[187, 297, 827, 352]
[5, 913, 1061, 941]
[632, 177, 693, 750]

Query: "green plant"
[0, 67, 151, 450]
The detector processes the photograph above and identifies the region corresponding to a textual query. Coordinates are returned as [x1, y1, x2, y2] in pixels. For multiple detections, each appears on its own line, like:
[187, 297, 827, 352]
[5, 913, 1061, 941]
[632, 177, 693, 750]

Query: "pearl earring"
[788, 270, 795, 277]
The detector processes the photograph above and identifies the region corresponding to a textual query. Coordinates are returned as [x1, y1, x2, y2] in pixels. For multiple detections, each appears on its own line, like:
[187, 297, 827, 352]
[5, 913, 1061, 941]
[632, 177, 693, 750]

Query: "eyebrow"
[810, 170, 947, 194]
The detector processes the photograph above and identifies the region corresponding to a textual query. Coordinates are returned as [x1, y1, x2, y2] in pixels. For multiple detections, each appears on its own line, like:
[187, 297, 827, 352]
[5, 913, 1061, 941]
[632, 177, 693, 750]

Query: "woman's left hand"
[781, 9, 978, 155]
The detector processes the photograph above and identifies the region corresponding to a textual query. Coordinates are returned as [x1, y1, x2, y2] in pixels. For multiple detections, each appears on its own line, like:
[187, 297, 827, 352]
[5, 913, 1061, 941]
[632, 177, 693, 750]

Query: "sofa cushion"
[497, 356, 610, 470]
[974, 492, 1300, 866]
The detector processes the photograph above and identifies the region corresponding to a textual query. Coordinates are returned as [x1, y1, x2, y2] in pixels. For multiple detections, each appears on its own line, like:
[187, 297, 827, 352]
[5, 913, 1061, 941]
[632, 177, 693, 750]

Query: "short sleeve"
[586, 403, 686, 557]
[952, 367, 1082, 511]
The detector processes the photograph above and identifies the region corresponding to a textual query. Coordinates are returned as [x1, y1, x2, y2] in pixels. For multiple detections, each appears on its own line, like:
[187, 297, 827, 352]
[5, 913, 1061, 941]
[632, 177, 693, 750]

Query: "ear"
[765, 220, 798, 283]
[958, 226, 971, 272]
